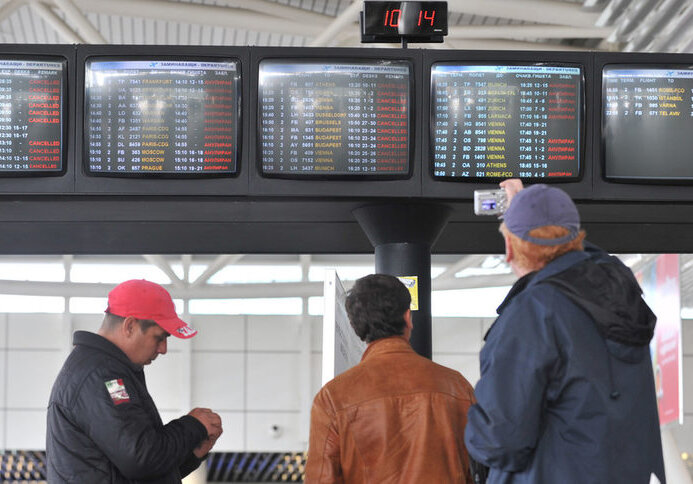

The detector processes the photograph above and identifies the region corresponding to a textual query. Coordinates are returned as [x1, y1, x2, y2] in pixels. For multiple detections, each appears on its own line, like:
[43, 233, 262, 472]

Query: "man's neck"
[512, 265, 534, 278]
[97, 328, 132, 361]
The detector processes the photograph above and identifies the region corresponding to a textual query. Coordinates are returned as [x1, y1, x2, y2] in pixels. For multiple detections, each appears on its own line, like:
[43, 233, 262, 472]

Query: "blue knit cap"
[503, 184, 580, 246]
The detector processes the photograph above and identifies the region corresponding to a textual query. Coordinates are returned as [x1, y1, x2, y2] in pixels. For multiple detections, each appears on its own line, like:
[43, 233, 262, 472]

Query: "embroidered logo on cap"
[105, 378, 130, 405]
[177, 326, 197, 337]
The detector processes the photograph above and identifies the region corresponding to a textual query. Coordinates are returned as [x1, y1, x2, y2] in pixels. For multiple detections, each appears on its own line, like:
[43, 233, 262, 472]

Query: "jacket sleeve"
[179, 452, 205, 478]
[72, 370, 208, 480]
[304, 389, 343, 484]
[460, 379, 478, 484]
[464, 294, 560, 473]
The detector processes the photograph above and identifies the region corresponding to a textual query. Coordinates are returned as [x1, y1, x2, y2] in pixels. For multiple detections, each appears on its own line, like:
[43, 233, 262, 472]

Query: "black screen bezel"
[83, 55, 242, 179]
[601, 63, 693, 184]
[74, 45, 249, 196]
[0, 54, 68, 178]
[593, 51, 693, 200]
[428, 60, 585, 183]
[256, 57, 415, 181]
[0, 45, 74, 195]
[248, 47, 422, 198]
[421, 50, 593, 201]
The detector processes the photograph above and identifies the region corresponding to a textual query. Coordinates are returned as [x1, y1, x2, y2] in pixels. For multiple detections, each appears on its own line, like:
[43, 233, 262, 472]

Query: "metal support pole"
[353, 203, 451, 358]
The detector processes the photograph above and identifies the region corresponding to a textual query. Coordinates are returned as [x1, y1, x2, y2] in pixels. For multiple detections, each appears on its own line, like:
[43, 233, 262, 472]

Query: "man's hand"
[193, 433, 221, 458]
[500, 178, 524, 204]
[188, 407, 222, 440]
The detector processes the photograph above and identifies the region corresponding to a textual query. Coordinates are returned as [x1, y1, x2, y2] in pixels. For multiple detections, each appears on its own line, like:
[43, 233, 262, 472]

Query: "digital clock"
[360, 1, 448, 43]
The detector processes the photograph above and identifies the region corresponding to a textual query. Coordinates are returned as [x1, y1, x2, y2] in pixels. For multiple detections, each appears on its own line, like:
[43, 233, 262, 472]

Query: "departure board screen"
[85, 59, 240, 176]
[0, 58, 65, 175]
[258, 60, 411, 178]
[603, 66, 693, 181]
[431, 64, 583, 180]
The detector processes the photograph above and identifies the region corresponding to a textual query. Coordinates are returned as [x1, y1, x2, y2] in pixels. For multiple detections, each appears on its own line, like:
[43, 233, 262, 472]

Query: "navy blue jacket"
[465, 245, 666, 484]
[47, 331, 208, 483]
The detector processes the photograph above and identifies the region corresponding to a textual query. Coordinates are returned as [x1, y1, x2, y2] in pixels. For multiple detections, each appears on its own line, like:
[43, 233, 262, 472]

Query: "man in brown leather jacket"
[305, 274, 476, 483]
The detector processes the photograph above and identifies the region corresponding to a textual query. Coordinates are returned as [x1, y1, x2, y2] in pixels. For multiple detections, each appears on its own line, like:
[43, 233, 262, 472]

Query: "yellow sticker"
[397, 276, 419, 311]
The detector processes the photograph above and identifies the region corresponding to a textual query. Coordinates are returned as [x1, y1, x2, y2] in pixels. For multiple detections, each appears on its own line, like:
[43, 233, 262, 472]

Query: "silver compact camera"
[474, 189, 508, 216]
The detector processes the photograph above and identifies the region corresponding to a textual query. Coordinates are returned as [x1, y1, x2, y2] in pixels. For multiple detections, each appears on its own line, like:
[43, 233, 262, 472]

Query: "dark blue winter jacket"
[47, 331, 208, 483]
[465, 244, 666, 484]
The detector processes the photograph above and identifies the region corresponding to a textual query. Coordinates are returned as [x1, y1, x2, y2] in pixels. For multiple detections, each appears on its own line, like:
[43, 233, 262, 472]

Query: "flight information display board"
[85, 59, 240, 176]
[258, 60, 411, 178]
[431, 64, 583, 180]
[603, 66, 693, 181]
[0, 58, 65, 174]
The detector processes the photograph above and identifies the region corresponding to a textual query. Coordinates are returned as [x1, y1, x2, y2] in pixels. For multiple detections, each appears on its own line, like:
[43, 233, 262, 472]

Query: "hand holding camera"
[473, 179, 524, 216]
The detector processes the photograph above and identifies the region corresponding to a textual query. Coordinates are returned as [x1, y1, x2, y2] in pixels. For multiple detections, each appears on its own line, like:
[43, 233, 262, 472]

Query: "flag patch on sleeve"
[105, 378, 130, 405]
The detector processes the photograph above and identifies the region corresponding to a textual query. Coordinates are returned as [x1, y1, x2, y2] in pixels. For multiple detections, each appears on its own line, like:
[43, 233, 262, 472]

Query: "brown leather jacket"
[305, 336, 475, 483]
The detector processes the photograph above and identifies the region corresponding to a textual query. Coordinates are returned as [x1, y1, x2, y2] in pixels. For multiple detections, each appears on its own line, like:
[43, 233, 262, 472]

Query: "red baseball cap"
[106, 279, 197, 339]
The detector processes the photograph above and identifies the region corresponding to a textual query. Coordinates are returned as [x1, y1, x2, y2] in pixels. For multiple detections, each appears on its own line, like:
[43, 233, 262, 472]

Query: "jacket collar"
[496, 250, 590, 316]
[528, 250, 590, 286]
[73, 330, 143, 371]
[361, 335, 413, 362]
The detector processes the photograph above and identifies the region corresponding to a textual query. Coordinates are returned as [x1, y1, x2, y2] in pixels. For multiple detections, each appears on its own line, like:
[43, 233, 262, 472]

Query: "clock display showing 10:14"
[383, 7, 436, 29]
[361, 1, 448, 42]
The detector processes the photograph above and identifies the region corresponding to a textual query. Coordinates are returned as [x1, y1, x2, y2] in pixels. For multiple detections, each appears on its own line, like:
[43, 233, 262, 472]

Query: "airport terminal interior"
[1, 0, 693, 482]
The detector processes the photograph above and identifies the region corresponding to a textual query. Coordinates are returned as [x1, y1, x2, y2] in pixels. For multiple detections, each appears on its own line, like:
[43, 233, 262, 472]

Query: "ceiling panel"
[0, 0, 683, 51]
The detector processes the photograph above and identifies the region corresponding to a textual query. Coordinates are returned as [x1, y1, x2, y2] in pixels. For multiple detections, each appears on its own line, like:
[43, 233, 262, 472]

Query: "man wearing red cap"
[47, 279, 223, 483]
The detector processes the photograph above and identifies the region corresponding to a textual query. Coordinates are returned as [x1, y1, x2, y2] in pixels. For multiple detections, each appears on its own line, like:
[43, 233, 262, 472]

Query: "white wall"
[2, 312, 690, 458]
[432, 317, 493, 385]
[0, 313, 65, 450]
[0, 312, 487, 451]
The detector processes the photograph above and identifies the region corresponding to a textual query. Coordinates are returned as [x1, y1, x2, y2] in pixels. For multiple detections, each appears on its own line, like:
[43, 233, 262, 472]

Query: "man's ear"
[122, 316, 138, 338]
[504, 232, 513, 264]
[403, 309, 413, 330]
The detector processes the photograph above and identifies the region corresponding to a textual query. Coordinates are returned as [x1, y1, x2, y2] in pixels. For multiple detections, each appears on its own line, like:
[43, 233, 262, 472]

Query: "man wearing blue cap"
[464, 180, 665, 483]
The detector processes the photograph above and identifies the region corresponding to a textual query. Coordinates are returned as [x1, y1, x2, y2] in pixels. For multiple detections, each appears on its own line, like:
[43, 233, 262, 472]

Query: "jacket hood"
[543, 253, 656, 351]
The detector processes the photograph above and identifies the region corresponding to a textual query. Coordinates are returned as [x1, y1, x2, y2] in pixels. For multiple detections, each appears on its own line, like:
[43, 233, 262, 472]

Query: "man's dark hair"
[345, 274, 411, 343]
[102, 312, 158, 333]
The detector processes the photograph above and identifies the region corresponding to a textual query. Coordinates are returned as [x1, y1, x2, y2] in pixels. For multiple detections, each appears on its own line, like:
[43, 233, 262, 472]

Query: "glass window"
[0, 294, 64, 313]
[189, 297, 303, 315]
[70, 263, 170, 284]
[0, 262, 64, 282]
[309, 265, 374, 282]
[208, 265, 302, 284]
[308, 296, 324, 316]
[432, 287, 511, 318]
